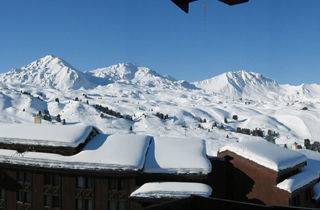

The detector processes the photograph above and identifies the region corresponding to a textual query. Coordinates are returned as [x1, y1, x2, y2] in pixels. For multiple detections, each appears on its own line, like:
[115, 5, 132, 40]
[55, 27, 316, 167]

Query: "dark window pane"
[292, 195, 300, 206]
[119, 201, 127, 210]
[52, 196, 60, 208]
[76, 199, 83, 210]
[87, 177, 94, 188]
[119, 179, 127, 190]
[17, 172, 24, 182]
[44, 195, 51, 207]
[108, 200, 117, 210]
[85, 199, 93, 210]
[26, 192, 31, 203]
[53, 175, 61, 186]
[77, 177, 85, 188]
[109, 179, 117, 190]
[25, 172, 32, 183]
[44, 175, 51, 185]
[0, 189, 4, 200]
[17, 191, 24, 202]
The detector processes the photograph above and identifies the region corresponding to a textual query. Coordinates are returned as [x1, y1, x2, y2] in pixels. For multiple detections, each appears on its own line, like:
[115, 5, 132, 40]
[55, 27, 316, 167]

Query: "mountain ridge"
[0, 55, 319, 99]
[0, 55, 320, 150]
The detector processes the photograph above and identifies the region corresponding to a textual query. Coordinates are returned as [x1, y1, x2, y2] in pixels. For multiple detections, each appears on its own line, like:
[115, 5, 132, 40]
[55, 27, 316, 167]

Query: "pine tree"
[56, 114, 61, 122]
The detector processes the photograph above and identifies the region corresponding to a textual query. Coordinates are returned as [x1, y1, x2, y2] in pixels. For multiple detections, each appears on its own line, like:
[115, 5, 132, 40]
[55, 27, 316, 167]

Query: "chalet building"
[1, 123, 318, 210]
[217, 138, 320, 207]
[0, 123, 212, 210]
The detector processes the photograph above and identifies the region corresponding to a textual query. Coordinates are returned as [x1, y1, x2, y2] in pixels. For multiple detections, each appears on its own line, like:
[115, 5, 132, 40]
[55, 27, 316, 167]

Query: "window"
[77, 177, 94, 189]
[75, 176, 94, 210]
[43, 174, 61, 209]
[16, 172, 32, 209]
[76, 199, 93, 210]
[108, 178, 117, 190]
[118, 179, 127, 191]
[0, 188, 5, 210]
[107, 178, 128, 210]
[107, 200, 117, 210]
[107, 200, 127, 210]
[291, 194, 301, 206]
[118, 200, 127, 210]
[305, 189, 312, 201]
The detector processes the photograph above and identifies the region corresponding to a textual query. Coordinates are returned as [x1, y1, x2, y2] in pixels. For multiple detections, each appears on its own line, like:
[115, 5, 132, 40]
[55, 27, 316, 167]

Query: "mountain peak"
[23, 55, 76, 72]
[90, 62, 139, 82]
[88, 63, 194, 89]
[195, 70, 280, 98]
[224, 70, 264, 80]
[0, 55, 95, 90]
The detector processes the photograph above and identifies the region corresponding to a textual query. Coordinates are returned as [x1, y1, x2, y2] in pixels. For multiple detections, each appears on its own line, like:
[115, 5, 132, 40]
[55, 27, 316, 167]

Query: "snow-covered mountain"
[194, 71, 281, 99]
[0, 55, 96, 91]
[1, 55, 320, 152]
[89, 63, 195, 89]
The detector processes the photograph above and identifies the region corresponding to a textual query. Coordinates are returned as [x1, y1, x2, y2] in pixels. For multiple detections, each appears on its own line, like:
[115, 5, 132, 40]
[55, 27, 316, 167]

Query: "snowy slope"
[0, 55, 320, 153]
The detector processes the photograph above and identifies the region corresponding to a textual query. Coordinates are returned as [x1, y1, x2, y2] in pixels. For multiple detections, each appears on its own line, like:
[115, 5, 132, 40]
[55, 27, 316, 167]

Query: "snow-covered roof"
[0, 133, 151, 172]
[277, 170, 319, 193]
[298, 149, 320, 176]
[0, 124, 212, 175]
[0, 123, 93, 147]
[130, 182, 212, 199]
[219, 139, 307, 171]
[143, 137, 212, 175]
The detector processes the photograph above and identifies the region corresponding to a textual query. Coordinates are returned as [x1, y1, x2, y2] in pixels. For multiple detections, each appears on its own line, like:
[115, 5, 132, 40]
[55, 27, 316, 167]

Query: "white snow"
[298, 149, 320, 176]
[1, 55, 320, 161]
[144, 137, 212, 175]
[130, 182, 212, 199]
[0, 133, 151, 171]
[219, 138, 307, 171]
[277, 170, 319, 193]
[0, 123, 93, 147]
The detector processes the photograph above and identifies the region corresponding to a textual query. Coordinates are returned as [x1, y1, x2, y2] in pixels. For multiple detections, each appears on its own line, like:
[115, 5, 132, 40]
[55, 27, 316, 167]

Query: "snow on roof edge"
[219, 139, 307, 171]
[0, 123, 94, 148]
[277, 170, 319, 193]
[0, 133, 152, 172]
[143, 136, 212, 175]
[130, 182, 213, 199]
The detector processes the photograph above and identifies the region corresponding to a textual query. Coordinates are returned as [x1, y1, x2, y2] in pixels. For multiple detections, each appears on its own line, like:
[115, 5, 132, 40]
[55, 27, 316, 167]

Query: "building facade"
[217, 139, 319, 207]
[0, 168, 140, 210]
[0, 124, 213, 210]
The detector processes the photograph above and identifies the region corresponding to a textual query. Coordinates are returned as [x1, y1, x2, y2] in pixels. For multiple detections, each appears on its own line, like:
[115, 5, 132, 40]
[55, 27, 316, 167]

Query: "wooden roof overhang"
[0, 161, 142, 177]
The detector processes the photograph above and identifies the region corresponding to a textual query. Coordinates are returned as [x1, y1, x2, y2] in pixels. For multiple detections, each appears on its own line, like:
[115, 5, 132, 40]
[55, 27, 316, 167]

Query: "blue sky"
[0, 0, 319, 84]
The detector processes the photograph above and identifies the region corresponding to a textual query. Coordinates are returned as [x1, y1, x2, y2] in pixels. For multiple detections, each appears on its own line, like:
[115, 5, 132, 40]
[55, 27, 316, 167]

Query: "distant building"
[0, 124, 212, 210]
[217, 139, 319, 207]
[34, 114, 42, 124]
